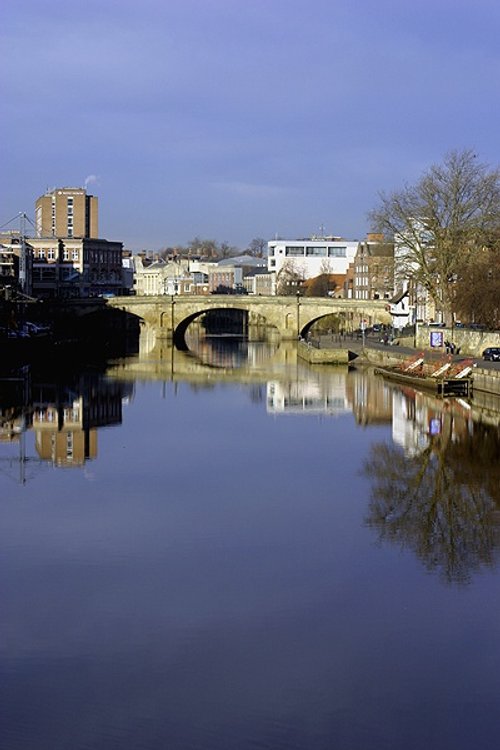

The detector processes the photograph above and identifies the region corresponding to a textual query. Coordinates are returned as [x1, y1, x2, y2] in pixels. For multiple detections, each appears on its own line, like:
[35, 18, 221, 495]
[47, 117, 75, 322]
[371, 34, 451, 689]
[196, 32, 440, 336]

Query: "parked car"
[482, 347, 500, 362]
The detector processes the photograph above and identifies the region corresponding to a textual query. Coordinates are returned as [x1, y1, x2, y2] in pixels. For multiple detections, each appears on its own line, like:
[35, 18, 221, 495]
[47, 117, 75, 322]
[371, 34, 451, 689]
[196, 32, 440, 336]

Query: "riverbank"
[298, 339, 500, 397]
[358, 345, 498, 396]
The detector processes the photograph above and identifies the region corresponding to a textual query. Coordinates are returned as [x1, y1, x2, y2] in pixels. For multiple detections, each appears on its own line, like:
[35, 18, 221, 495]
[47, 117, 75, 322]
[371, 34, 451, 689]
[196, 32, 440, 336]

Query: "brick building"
[35, 187, 98, 239]
[353, 234, 394, 301]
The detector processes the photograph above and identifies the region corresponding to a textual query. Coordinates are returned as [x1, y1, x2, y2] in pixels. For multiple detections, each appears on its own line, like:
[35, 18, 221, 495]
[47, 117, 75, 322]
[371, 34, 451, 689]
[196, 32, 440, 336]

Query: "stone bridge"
[108, 295, 391, 344]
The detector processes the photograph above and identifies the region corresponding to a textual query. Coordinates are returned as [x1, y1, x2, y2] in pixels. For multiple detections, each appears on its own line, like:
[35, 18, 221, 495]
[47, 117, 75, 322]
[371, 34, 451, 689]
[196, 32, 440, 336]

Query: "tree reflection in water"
[364, 404, 500, 585]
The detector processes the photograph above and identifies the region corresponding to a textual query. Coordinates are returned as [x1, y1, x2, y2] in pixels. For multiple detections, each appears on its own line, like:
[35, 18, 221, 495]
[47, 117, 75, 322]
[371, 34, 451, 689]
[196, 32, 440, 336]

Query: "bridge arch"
[169, 306, 253, 351]
[299, 311, 352, 339]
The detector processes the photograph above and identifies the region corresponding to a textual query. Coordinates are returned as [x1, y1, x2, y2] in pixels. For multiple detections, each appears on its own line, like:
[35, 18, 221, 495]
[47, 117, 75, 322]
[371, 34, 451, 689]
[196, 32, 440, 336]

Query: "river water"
[1, 340, 500, 750]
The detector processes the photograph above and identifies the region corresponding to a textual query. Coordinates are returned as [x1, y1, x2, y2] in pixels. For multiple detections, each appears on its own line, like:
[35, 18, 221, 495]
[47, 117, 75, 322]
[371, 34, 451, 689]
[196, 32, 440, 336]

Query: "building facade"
[268, 236, 359, 294]
[133, 256, 199, 296]
[353, 234, 394, 301]
[243, 271, 274, 296]
[208, 266, 243, 293]
[0, 232, 20, 289]
[35, 187, 98, 239]
[28, 237, 123, 298]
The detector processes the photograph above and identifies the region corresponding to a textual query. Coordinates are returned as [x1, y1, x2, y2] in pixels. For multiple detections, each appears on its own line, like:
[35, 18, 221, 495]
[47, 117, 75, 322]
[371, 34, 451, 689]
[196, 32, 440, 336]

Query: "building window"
[328, 246, 347, 257]
[72, 249, 79, 261]
[306, 246, 327, 256]
[285, 246, 305, 257]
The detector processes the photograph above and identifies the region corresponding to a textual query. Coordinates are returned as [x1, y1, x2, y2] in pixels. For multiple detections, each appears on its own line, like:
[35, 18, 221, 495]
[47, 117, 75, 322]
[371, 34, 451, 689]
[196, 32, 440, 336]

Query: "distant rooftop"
[269, 235, 350, 243]
[217, 255, 267, 267]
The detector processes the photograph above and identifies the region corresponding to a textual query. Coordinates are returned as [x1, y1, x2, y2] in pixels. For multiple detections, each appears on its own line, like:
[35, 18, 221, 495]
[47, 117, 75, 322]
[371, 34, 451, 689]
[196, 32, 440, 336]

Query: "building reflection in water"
[390, 386, 473, 456]
[266, 371, 351, 416]
[266, 366, 393, 423]
[347, 368, 393, 426]
[33, 397, 98, 467]
[0, 370, 133, 474]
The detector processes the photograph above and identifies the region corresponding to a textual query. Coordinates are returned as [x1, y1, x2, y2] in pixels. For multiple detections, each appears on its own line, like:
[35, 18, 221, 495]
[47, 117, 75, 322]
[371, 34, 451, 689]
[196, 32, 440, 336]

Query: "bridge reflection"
[2, 341, 499, 487]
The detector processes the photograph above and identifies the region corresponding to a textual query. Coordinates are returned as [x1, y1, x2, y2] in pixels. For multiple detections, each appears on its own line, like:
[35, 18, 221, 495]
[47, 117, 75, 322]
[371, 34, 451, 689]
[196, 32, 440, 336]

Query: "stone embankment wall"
[414, 327, 500, 356]
[298, 342, 350, 364]
[473, 368, 500, 396]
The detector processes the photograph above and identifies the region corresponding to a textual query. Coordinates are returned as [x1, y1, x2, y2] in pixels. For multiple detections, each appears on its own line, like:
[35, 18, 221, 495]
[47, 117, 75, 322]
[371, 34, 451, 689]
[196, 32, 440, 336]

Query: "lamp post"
[170, 294, 175, 342]
[296, 290, 301, 338]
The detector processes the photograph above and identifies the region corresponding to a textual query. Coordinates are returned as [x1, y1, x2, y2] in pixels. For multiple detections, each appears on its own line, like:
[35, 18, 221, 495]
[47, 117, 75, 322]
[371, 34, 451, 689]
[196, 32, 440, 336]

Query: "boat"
[374, 354, 474, 398]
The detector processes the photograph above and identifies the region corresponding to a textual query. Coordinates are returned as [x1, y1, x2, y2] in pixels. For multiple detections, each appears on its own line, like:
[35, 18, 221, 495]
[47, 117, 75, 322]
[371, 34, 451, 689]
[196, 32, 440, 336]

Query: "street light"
[296, 290, 301, 337]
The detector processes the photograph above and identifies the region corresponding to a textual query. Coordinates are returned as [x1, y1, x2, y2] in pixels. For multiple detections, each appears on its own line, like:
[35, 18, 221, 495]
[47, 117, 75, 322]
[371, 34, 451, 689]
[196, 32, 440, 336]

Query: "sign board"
[430, 331, 444, 348]
[429, 418, 442, 436]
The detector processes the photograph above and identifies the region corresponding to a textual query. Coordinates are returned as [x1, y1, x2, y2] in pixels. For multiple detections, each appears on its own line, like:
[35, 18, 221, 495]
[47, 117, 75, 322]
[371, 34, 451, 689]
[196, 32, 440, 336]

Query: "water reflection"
[2, 339, 500, 587]
[111, 339, 500, 586]
[187, 335, 278, 369]
[2, 339, 500, 748]
[266, 373, 351, 416]
[0, 367, 132, 478]
[364, 387, 500, 584]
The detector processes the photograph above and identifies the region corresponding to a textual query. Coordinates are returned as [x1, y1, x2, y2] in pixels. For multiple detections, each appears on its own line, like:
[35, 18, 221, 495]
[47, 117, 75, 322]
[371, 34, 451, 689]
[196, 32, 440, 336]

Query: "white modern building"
[267, 236, 358, 282]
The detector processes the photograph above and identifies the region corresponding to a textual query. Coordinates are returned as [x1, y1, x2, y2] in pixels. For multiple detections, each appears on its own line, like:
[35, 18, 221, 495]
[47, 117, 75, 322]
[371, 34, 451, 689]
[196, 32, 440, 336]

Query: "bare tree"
[247, 238, 267, 257]
[454, 246, 500, 327]
[218, 241, 239, 259]
[276, 260, 305, 295]
[369, 149, 500, 324]
[187, 237, 219, 258]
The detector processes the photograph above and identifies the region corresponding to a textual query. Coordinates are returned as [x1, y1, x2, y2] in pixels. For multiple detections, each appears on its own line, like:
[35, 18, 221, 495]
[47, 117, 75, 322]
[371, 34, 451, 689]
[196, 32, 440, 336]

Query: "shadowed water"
[1, 341, 499, 750]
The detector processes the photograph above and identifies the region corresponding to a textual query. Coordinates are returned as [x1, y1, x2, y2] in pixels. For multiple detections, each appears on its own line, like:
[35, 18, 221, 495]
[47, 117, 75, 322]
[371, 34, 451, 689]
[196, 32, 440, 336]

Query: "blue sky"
[2, 0, 499, 251]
